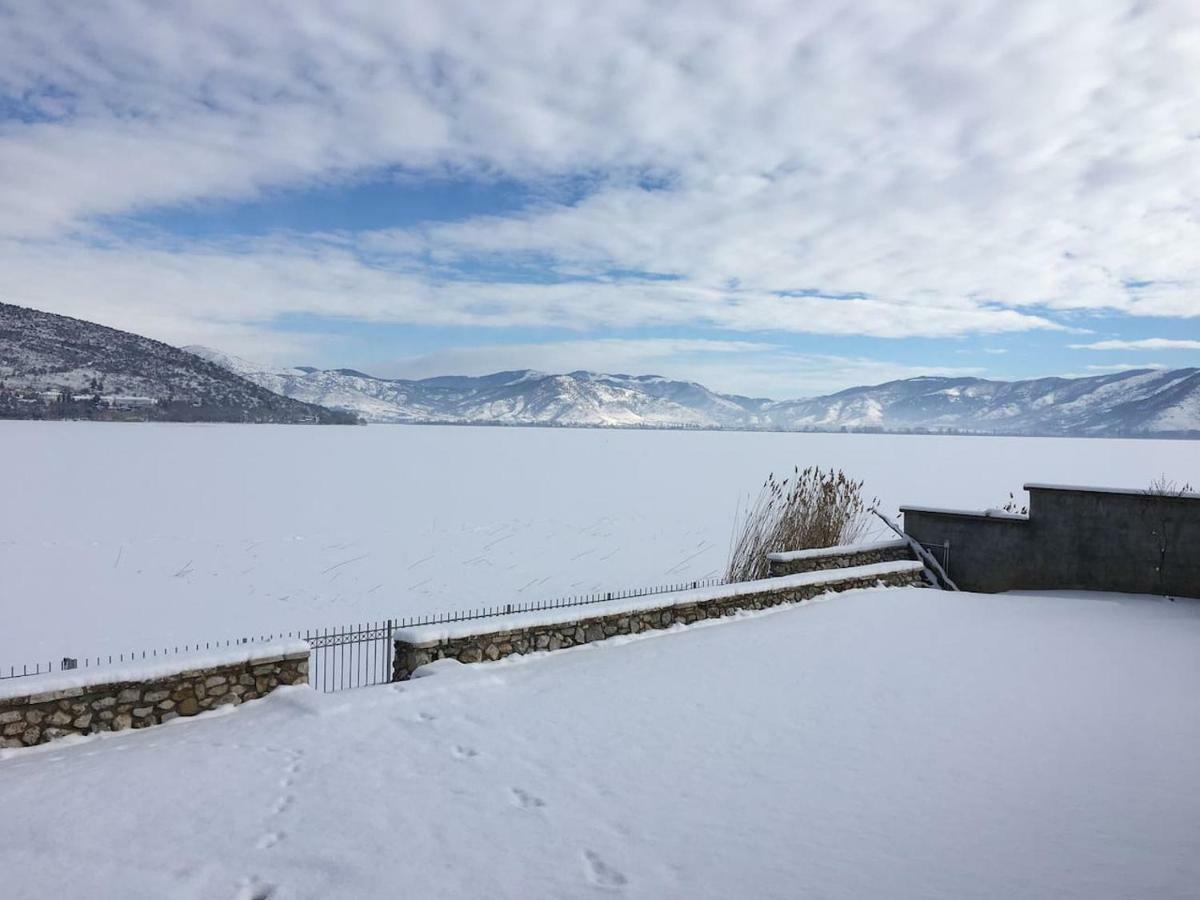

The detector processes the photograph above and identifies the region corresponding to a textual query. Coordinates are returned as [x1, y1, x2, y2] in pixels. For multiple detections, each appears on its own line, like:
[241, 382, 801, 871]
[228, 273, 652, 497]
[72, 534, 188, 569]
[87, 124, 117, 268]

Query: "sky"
[0, 1, 1198, 399]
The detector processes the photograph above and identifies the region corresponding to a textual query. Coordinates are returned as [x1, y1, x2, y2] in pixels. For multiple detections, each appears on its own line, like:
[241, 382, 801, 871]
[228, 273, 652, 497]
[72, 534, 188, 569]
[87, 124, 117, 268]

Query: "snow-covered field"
[3, 586, 1198, 899]
[2, 421, 1197, 664]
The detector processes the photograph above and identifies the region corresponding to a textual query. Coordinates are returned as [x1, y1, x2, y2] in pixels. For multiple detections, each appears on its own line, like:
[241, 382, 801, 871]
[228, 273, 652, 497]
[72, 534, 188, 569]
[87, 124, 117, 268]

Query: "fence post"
[386, 618, 394, 683]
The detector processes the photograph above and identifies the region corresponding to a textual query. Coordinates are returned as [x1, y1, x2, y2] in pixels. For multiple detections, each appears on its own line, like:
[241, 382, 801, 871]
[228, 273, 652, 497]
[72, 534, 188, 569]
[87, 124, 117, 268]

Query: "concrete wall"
[0, 645, 309, 748]
[393, 562, 926, 680]
[902, 484, 1200, 598]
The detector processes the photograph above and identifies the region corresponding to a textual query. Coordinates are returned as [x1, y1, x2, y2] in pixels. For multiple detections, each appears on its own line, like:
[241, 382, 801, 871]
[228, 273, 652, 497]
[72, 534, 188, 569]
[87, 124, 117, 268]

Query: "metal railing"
[1, 576, 727, 693]
[919, 540, 951, 578]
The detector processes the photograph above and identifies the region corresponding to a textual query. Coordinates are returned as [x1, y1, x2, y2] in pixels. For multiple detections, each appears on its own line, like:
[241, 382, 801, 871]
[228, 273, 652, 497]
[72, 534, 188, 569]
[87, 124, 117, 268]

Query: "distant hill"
[189, 346, 1200, 437]
[0, 303, 357, 424]
[185, 347, 774, 428]
[764, 370, 1200, 437]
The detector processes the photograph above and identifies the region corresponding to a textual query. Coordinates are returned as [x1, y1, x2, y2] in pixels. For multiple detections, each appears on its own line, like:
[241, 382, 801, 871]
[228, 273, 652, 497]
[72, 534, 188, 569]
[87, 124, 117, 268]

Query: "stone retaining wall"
[767, 540, 915, 576]
[393, 563, 926, 681]
[0, 647, 309, 748]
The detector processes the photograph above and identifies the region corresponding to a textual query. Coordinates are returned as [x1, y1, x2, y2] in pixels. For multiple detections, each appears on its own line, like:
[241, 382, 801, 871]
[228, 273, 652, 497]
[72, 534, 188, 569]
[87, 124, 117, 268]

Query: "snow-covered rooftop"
[2, 587, 1197, 898]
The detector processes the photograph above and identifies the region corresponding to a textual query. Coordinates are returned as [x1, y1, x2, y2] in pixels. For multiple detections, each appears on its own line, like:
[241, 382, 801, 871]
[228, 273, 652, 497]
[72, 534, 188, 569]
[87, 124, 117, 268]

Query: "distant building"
[102, 395, 157, 409]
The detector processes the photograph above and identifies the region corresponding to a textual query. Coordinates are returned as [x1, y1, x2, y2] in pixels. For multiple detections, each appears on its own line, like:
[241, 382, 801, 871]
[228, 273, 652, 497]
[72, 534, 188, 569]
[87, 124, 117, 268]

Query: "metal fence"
[1, 576, 727, 693]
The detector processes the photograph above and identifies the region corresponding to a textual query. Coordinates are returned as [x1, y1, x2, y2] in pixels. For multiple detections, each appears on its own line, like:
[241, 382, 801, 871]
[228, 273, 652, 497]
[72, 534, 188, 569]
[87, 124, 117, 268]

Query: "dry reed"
[726, 466, 874, 583]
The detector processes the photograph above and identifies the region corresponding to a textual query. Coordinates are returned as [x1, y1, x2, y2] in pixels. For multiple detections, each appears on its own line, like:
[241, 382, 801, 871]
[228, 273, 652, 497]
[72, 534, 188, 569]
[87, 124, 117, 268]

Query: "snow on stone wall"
[392, 562, 926, 680]
[0, 644, 309, 748]
[766, 539, 914, 575]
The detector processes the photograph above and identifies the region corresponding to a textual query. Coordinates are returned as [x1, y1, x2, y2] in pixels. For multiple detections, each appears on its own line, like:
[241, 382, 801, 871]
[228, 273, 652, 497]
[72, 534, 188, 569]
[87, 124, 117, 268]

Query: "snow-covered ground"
[3, 586, 1198, 899]
[2, 420, 1197, 664]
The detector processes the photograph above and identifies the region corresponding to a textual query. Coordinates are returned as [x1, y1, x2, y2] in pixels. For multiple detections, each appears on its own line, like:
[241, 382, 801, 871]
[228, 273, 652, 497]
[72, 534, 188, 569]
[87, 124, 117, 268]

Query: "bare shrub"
[1147, 474, 1195, 496]
[726, 466, 875, 582]
[1145, 475, 1195, 599]
[1000, 491, 1028, 515]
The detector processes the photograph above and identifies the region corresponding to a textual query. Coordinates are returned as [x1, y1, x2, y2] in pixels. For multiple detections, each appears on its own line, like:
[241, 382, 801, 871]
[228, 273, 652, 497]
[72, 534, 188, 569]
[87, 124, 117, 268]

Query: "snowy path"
[3, 421, 1198, 665]
[3, 587, 1199, 899]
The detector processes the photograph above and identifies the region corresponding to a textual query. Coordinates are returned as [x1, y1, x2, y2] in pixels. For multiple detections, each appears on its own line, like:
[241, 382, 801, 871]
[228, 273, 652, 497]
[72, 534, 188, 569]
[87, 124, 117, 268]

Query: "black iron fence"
[1, 576, 727, 693]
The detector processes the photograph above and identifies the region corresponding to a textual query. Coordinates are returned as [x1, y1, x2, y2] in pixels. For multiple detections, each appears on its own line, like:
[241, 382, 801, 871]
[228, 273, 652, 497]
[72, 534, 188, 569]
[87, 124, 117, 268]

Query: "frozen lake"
[2, 421, 1196, 664]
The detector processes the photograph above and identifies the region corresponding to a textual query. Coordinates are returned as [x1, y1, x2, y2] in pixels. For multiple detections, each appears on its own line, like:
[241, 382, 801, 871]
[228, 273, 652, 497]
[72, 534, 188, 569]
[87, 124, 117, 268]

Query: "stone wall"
[767, 540, 914, 576]
[0, 646, 309, 748]
[393, 562, 926, 681]
[902, 483, 1200, 597]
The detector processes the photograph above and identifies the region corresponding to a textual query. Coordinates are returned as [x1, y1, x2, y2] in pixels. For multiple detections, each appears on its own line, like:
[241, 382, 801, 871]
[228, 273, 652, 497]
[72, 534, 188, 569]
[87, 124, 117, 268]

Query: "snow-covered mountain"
[188, 346, 1200, 437]
[765, 370, 1200, 436]
[185, 347, 769, 427]
[0, 303, 357, 423]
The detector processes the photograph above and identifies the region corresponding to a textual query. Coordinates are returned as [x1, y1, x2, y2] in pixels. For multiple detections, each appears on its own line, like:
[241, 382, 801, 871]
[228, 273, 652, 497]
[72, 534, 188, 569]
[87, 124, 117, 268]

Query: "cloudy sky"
[1, 0, 1198, 397]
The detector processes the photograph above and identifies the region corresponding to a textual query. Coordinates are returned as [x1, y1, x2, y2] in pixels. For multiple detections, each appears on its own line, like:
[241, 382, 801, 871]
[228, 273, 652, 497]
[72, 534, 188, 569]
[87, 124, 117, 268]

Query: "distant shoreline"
[2, 415, 1194, 441]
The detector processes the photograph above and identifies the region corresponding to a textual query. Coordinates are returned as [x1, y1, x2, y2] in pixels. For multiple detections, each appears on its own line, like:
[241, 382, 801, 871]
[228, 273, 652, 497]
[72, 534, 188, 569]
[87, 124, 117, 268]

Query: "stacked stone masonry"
[393, 565, 925, 681]
[0, 651, 309, 748]
[767, 542, 916, 576]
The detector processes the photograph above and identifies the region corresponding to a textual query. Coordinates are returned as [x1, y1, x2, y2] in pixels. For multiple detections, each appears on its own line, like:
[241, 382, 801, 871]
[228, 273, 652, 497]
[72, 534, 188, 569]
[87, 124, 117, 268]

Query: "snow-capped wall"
[901, 483, 1200, 598]
[0, 641, 309, 748]
[391, 561, 927, 680]
[766, 539, 913, 575]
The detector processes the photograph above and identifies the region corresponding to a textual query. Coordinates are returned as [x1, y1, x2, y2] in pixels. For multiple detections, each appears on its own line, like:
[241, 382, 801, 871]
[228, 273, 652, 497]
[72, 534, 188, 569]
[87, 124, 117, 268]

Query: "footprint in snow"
[582, 850, 628, 890]
[509, 787, 546, 809]
[450, 744, 478, 760]
[255, 831, 284, 850]
[234, 879, 276, 900]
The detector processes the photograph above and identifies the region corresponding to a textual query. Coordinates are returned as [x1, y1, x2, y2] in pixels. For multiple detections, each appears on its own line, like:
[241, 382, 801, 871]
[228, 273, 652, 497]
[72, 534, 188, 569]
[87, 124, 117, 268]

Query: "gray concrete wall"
[902, 485, 1200, 598]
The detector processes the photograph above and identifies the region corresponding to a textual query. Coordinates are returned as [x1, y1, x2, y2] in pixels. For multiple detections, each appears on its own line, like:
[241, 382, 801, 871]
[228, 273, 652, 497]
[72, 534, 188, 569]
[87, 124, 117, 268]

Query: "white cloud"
[0, 234, 1059, 341]
[1071, 338, 1200, 351]
[365, 337, 987, 398]
[1084, 362, 1170, 371]
[1, 0, 1198, 347]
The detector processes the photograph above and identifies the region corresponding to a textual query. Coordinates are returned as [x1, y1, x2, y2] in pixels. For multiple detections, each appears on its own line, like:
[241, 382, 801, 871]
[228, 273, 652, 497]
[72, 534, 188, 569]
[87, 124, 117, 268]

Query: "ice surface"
[2, 587, 1198, 898]
[2, 421, 1197, 663]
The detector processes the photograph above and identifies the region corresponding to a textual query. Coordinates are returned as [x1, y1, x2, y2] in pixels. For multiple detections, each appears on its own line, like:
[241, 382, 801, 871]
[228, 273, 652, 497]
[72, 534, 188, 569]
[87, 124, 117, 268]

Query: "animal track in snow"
[250, 747, 303, 857]
[509, 787, 546, 809]
[255, 831, 284, 850]
[234, 878, 276, 900]
[450, 744, 478, 760]
[582, 850, 628, 890]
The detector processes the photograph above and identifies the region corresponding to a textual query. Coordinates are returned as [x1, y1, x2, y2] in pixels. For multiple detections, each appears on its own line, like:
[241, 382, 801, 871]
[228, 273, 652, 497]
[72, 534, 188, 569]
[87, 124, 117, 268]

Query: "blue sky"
[0, 1, 1197, 397]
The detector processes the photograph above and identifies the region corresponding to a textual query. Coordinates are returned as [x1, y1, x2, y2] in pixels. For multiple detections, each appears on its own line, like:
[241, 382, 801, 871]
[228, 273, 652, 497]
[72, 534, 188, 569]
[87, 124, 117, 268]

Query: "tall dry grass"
[726, 466, 875, 583]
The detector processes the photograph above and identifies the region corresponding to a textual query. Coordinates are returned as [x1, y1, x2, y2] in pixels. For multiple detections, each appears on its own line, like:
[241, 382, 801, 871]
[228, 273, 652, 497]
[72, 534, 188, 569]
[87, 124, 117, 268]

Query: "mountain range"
[187, 345, 1200, 438]
[1, 301, 1196, 435]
